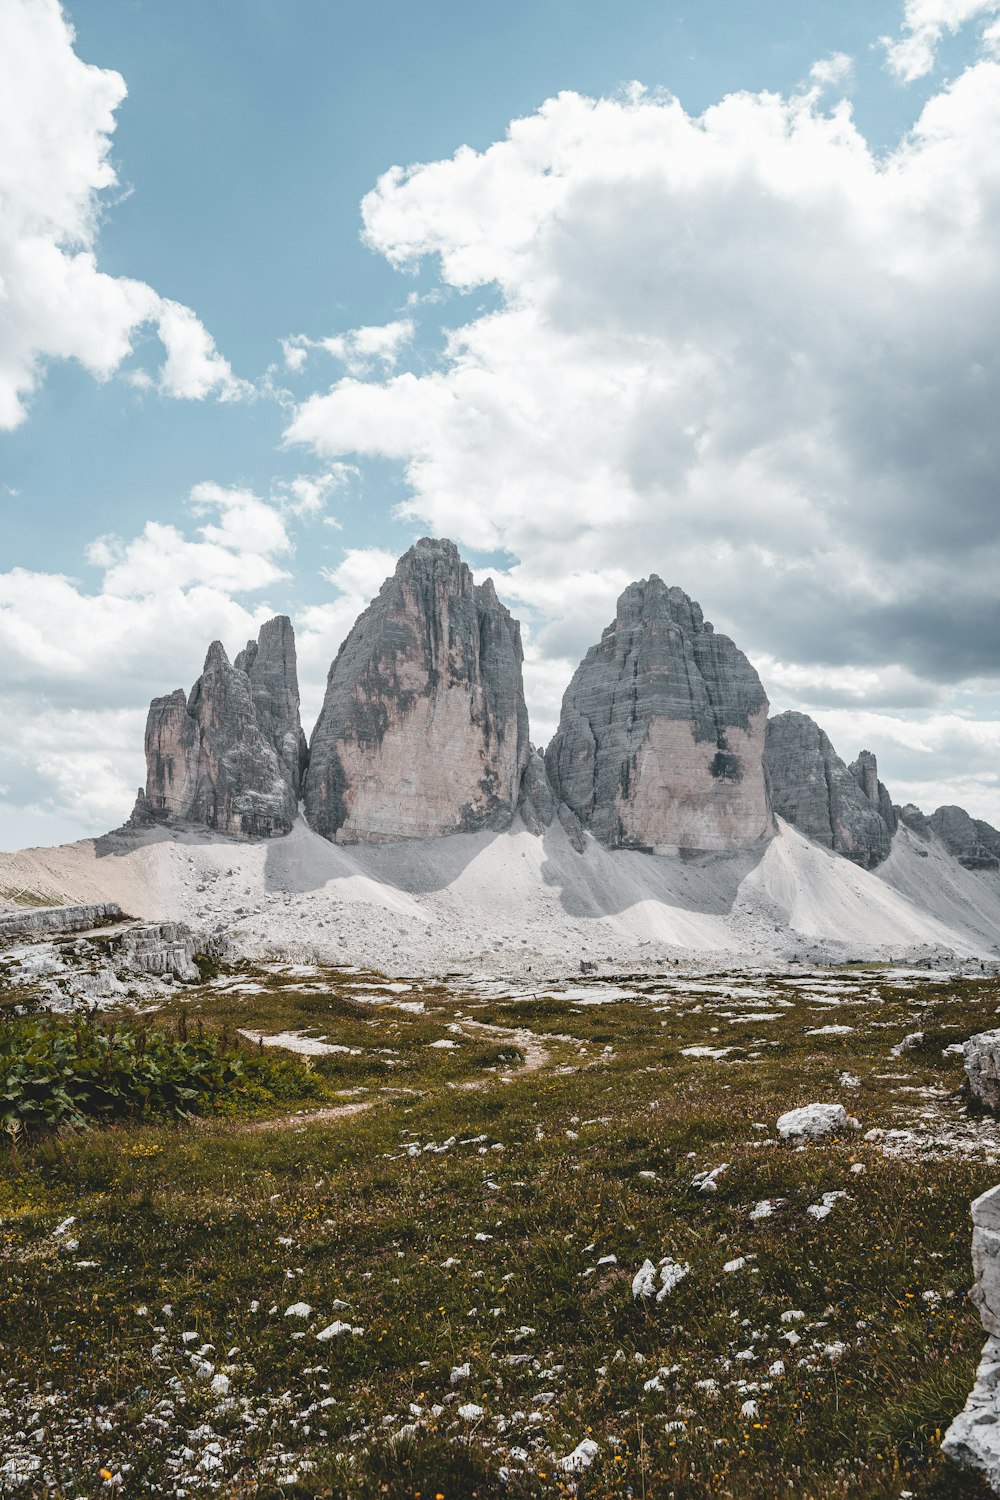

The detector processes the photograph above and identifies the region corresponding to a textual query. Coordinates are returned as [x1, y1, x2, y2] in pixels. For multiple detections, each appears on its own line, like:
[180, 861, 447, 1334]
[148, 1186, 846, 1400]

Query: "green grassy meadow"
[1, 957, 998, 1498]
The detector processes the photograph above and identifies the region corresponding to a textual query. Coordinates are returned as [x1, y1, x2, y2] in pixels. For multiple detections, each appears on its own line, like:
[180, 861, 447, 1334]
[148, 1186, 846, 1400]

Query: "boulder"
[765, 712, 895, 867]
[965, 1030, 1000, 1113]
[776, 1103, 852, 1140]
[545, 578, 774, 852]
[942, 1185, 1000, 1489]
[304, 538, 530, 843]
[142, 618, 304, 839]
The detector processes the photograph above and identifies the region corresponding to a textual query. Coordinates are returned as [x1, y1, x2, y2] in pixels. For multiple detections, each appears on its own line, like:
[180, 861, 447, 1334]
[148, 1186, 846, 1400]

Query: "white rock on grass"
[964, 1032, 1000, 1113]
[558, 1438, 600, 1473]
[943, 1184, 1000, 1487]
[776, 1103, 856, 1140]
[284, 1302, 312, 1318]
[632, 1256, 690, 1303]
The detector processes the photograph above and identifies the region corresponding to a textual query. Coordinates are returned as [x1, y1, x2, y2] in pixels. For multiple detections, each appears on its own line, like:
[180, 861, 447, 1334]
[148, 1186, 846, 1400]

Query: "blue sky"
[2, 0, 1000, 846]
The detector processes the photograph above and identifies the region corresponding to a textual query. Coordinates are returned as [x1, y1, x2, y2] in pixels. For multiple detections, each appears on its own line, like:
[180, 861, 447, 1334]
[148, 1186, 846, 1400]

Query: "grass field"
[1, 957, 998, 1498]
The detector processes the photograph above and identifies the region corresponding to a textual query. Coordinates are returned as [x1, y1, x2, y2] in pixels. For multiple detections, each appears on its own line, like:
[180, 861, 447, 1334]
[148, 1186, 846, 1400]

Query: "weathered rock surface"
[142, 618, 304, 838]
[927, 806, 1000, 871]
[0, 903, 125, 941]
[849, 750, 898, 837]
[776, 1103, 852, 1140]
[942, 1184, 1000, 1489]
[897, 803, 933, 840]
[965, 1030, 1000, 1114]
[764, 713, 896, 867]
[234, 616, 309, 799]
[304, 538, 530, 843]
[545, 578, 774, 852]
[518, 748, 557, 835]
[114, 923, 200, 982]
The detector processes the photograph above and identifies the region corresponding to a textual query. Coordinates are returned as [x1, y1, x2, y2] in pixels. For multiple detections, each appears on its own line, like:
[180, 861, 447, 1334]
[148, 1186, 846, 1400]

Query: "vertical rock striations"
[942, 1184, 1000, 1489]
[304, 538, 529, 843]
[545, 578, 774, 852]
[141, 618, 304, 838]
[926, 806, 1000, 871]
[764, 712, 895, 868]
[234, 615, 309, 800]
[848, 750, 898, 838]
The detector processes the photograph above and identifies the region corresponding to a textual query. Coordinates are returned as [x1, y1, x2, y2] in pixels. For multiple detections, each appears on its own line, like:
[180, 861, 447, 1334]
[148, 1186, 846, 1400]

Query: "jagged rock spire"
[304, 538, 530, 843]
[545, 577, 774, 852]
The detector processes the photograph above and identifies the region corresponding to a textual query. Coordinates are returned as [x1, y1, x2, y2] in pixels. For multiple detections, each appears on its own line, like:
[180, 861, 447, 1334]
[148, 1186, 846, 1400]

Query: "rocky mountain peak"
[139, 616, 304, 839]
[303, 537, 530, 843]
[545, 579, 773, 852]
[764, 712, 895, 867]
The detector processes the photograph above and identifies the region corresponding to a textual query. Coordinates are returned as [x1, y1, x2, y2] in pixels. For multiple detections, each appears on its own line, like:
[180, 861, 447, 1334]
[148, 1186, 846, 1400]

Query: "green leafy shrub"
[0, 1015, 321, 1137]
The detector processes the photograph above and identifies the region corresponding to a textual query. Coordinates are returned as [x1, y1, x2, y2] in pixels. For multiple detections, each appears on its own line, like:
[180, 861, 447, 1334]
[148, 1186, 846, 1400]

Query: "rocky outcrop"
[518, 748, 557, 835]
[897, 803, 933, 840]
[0, 903, 125, 941]
[849, 750, 898, 837]
[234, 616, 309, 799]
[141, 618, 305, 838]
[114, 923, 200, 982]
[304, 538, 530, 843]
[545, 578, 773, 852]
[927, 806, 1000, 871]
[764, 712, 895, 868]
[965, 1030, 1000, 1113]
[942, 1184, 1000, 1488]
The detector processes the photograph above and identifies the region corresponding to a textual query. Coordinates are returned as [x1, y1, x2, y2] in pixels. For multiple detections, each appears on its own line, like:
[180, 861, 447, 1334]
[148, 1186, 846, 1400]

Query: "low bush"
[0, 1014, 322, 1137]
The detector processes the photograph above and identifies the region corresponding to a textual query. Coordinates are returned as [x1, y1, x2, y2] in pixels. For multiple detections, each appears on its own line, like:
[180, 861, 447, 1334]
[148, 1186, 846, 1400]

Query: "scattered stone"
[776, 1103, 853, 1140]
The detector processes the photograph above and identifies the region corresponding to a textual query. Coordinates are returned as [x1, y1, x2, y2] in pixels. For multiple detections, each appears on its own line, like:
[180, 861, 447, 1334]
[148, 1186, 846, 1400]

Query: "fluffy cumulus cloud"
[0, 486, 304, 846]
[0, 0, 243, 428]
[882, 0, 1000, 80]
[287, 48, 1000, 820]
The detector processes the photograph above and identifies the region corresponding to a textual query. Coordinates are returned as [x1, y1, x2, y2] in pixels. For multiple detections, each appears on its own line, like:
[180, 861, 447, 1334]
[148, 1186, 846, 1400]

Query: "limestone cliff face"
[142, 618, 304, 838]
[545, 578, 774, 852]
[764, 712, 895, 867]
[304, 538, 530, 843]
[234, 615, 309, 799]
[926, 805, 1000, 870]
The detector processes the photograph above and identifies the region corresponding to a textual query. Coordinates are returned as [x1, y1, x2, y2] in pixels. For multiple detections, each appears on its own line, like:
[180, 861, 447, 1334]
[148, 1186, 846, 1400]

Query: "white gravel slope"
[0, 815, 996, 975]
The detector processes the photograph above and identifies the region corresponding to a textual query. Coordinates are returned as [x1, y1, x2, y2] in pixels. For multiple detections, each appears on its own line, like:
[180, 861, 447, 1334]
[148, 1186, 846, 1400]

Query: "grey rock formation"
[142, 618, 304, 839]
[545, 578, 774, 852]
[235, 615, 309, 799]
[927, 806, 1000, 871]
[965, 1030, 1000, 1113]
[897, 803, 933, 840]
[942, 1184, 1000, 1488]
[764, 712, 895, 867]
[0, 902, 125, 941]
[849, 750, 898, 837]
[114, 922, 200, 982]
[518, 748, 557, 835]
[304, 538, 530, 843]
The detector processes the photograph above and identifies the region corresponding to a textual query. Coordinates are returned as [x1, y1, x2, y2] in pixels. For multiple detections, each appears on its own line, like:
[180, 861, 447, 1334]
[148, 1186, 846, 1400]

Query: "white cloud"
[283, 320, 415, 378]
[808, 53, 854, 90]
[882, 0, 1000, 80]
[285, 65, 1000, 821]
[0, 0, 242, 427]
